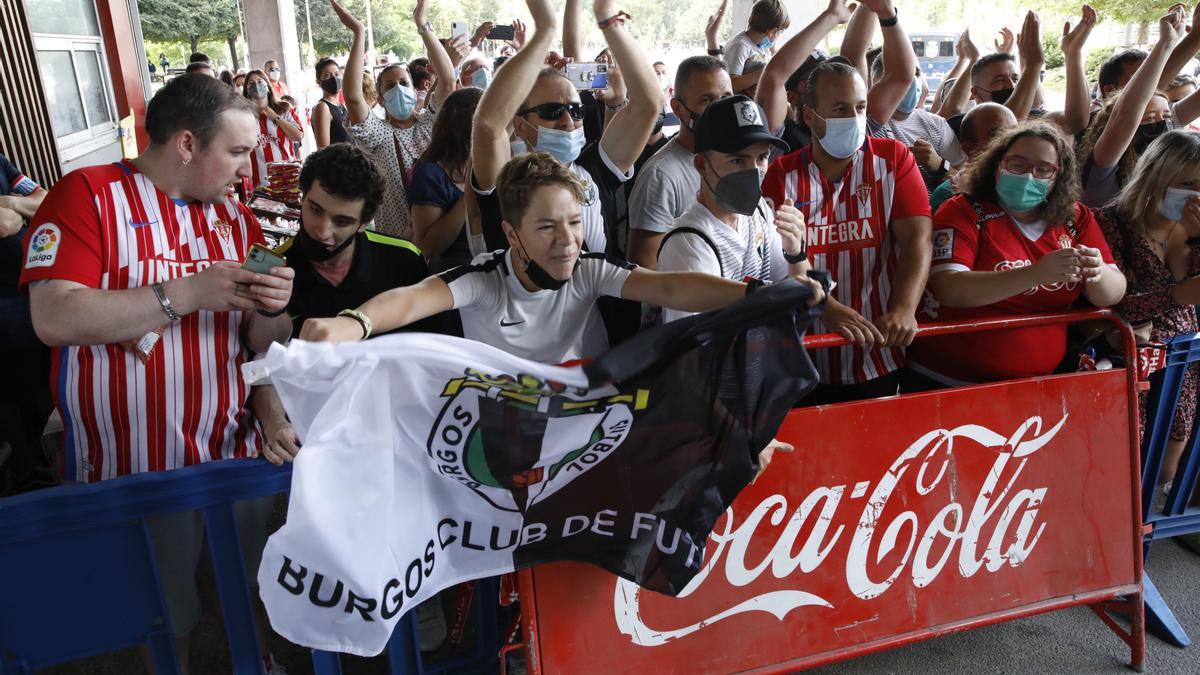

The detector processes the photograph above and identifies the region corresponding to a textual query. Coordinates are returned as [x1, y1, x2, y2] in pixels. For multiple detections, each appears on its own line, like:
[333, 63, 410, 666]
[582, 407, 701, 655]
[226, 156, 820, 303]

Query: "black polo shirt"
[281, 230, 458, 337]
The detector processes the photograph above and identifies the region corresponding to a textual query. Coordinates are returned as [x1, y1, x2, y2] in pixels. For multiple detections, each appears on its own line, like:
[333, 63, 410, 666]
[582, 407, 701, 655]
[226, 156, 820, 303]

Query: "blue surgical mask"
[510, 138, 528, 156]
[897, 78, 921, 114]
[471, 67, 493, 90]
[533, 125, 586, 165]
[996, 169, 1053, 212]
[813, 112, 866, 159]
[383, 84, 416, 120]
[1159, 186, 1200, 221]
[757, 35, 774, 50]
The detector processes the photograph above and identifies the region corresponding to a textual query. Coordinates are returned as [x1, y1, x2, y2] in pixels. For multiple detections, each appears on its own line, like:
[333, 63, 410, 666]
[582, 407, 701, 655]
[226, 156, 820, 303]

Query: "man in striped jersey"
[20, 74, 295, 671]
[763, 60, 931, 404]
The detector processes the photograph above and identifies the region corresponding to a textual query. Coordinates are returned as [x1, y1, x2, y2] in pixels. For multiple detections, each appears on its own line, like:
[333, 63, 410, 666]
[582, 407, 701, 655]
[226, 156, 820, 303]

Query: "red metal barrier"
[512, 310, 1145, 674]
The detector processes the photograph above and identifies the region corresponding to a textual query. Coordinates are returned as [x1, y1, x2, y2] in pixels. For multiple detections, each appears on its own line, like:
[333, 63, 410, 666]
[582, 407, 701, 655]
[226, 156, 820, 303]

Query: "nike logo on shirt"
[499, 319, 525, 327]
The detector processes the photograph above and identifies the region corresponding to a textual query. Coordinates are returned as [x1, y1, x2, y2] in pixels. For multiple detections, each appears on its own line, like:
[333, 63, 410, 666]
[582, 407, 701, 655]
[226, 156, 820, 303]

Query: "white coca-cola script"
[614, 415, 1067, 647]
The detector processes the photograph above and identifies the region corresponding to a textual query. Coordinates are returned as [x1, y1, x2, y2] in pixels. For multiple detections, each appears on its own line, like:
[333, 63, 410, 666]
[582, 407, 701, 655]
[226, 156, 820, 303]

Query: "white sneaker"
[415, 597, 448, 652]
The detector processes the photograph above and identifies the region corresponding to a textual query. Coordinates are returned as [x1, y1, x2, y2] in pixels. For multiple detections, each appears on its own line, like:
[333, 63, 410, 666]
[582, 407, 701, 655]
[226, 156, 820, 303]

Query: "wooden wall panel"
[0, 0, 62, 187]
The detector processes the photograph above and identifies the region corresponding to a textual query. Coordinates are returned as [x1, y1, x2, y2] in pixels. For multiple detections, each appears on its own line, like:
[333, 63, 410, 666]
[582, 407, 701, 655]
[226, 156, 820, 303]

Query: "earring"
[182, 157, 191, 165]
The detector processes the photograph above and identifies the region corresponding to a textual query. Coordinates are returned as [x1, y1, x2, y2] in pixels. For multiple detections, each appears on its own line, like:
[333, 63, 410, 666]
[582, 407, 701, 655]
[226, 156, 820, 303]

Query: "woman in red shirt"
[905, 122, 1127, 390]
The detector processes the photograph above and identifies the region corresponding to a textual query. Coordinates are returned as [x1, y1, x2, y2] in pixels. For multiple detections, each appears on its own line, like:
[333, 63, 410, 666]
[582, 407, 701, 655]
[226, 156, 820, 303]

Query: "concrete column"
[731, 0, 822, 47]
[243, 0, 303, 93]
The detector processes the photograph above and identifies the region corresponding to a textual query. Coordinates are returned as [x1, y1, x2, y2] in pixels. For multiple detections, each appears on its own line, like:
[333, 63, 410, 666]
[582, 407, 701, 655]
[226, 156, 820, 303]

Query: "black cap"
[693, 95, 790, 154]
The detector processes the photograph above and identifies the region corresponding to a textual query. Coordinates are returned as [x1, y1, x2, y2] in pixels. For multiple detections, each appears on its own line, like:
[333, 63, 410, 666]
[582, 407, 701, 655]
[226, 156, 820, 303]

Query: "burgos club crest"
[429, 369, 649, 513]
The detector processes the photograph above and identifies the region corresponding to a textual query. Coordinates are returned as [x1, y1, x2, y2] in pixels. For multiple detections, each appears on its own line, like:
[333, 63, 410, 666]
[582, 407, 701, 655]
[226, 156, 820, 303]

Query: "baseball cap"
[693, 95, 789, 154]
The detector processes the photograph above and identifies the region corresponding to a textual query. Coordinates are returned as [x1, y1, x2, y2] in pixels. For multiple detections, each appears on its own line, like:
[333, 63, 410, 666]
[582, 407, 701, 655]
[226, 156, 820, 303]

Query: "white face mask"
[812, 112, 867, 159]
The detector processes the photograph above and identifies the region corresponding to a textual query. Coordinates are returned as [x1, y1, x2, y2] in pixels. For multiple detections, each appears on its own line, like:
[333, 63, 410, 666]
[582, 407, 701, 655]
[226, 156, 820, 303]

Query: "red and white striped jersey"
[249, 110, 299, 189]
[763, 137, 930, 385]
[20, 160, 264, 483]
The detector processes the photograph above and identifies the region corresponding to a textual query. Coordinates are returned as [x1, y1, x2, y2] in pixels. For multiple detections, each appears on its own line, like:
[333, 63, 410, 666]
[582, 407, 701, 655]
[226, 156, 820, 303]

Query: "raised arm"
[1003, 11, 1044, 121]
[415, 0, 456, 108]
[1045, 5, 1096, 135]
[471, 0, 559, 191]
[1092, 9, 1183, 168]
[1159, 2, 1200, 91]
[563, 0, 583, 60]
[706, 0, 728, 53]
[758, 0, 851, 133]
[864, 0, 918, 126]
[331, 0, 370, 124]
[938, 30, 978, 119]
[840, 1, 874, 83]
[596, 0, 661, 174]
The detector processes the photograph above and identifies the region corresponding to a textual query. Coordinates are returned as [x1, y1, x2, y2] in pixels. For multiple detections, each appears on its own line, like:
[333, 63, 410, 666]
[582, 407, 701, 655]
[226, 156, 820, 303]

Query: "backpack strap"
[658, 227, 725, 279]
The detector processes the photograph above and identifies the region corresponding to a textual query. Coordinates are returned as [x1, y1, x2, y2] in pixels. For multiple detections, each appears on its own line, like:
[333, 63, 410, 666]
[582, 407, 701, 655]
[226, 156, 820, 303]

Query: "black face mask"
[320, 75, 341, 96]
[652, 111, 666, 136]
[296, 226, 356, 262]
[989, 88, 1014, 105]
[514, 235, 569, 291]
[1135, 119, 1169, 155]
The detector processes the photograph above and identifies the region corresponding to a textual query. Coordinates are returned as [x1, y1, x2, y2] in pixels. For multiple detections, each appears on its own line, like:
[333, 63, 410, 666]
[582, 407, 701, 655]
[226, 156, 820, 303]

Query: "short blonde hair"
[497, 152, 589, 227]
[748, 0, 790, 33]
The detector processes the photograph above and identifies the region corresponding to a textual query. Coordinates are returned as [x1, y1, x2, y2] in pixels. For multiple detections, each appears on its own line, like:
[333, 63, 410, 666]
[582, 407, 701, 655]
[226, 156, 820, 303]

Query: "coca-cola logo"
[614, 415, 1066, 647]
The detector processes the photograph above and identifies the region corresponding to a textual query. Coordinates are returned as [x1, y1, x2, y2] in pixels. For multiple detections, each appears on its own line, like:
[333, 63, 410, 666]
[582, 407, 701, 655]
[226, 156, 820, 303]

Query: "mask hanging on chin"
[513, 235, 569, 291]
[295, 225, 357, 262]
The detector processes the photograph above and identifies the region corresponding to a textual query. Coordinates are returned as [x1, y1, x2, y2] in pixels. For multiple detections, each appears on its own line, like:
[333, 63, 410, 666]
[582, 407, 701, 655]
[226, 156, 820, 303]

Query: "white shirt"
[441, 249, 634, 363]
[724, 32, 770, 76]
[627, 138, 700, 235]
[872, 109, 967, 167]
[657, 199, 787, 323]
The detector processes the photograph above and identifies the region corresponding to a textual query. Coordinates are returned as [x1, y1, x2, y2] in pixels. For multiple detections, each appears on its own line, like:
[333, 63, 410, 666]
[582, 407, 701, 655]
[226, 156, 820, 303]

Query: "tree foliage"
[140, 0, 240, 53]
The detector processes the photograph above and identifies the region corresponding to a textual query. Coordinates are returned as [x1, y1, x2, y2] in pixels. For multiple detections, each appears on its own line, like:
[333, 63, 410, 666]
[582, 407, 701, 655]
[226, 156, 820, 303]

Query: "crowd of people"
[7, 0, 1200, 669]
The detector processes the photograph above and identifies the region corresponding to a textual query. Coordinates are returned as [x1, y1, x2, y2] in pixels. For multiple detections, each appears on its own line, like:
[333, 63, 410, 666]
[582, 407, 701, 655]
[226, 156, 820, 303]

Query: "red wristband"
[597, 11, 630, 30]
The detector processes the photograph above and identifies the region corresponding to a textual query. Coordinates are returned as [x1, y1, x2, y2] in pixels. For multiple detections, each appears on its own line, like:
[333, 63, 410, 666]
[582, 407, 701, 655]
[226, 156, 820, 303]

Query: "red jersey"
[908, 195, 1115, 382]
[20, 160, 265, 482]
[250, 110, 299, 189]
[763, 137, 931, 384]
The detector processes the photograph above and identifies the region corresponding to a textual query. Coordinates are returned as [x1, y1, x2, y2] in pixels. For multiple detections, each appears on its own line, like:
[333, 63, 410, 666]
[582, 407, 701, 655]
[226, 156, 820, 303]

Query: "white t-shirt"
[724, 32, 770, 76]
[871, 109, 967, 167]
[627, 137, 701, 235]
[657, 199, 787, 323]
[440, 249, 634, 363]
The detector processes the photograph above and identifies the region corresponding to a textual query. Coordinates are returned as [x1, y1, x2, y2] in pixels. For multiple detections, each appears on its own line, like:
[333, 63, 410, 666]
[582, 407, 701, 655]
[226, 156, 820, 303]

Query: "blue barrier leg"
[386, 611, 423, 675]
[203, 502, 264, 674]
[1144, 573, 1191, 647]
[311, 650, 344, 674]
[146, 623, 181, 675]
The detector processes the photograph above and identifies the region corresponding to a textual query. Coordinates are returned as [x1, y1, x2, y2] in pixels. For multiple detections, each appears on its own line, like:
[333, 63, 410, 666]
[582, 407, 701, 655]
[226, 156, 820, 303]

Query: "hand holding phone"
[487, 24, 515, 41]
[242, 243, 286, 275]
[564, 62, 609, 90]
[450, 20, 469, 39]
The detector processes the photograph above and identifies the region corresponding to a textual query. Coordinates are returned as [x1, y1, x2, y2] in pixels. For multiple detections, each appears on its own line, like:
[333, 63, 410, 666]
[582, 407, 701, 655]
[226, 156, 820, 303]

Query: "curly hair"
[956, 120, 1081, 226]
[1077, 90, 1169, 197]
[299, 144, 386, 224]
[497, 152, 589, 227]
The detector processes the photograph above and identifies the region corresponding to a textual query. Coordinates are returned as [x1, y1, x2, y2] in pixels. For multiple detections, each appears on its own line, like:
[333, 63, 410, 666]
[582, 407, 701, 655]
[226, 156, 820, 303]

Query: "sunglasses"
[519, 102, 586, 121]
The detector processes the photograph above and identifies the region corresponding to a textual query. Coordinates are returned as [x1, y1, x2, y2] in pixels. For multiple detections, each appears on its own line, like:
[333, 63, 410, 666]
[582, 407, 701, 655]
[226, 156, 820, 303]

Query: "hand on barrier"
[822, 299, 884, 346]
[874, 309, 918, 347]
[754, 438, 793, 483]
[262, 421, 302, 465]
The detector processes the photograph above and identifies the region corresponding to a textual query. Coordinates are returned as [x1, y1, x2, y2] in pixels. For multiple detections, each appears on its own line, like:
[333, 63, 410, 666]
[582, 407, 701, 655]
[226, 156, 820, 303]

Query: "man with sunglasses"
[469, 0, 661, 261]
[626, 56, 733, 269]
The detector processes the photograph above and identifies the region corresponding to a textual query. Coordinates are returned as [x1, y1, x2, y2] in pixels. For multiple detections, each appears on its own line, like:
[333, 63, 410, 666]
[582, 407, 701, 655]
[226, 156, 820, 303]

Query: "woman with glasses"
[332, 0, 455, 239]
[903, 121, 1126, 391]
[1096, 130, 1200, 494]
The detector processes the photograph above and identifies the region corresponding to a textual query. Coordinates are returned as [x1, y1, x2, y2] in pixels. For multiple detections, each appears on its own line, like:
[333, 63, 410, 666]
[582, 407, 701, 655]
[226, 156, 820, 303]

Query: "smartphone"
[243, 243, 286, 275]
[487, 24, 515, 41]
[450, 20, 469, 40]
[564, 62, 609, 90]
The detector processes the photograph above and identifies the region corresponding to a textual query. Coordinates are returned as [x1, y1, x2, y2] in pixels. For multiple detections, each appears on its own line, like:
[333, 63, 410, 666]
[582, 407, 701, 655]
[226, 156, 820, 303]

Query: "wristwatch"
[878, 7, 899, 27]
[417, 20, 433, 35]
[152, 282, 181, 322]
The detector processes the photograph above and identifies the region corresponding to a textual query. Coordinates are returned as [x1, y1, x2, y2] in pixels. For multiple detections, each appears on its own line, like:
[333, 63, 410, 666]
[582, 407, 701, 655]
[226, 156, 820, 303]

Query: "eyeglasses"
[1002, 156, 1059, 180]
[519, 102, 587, 121]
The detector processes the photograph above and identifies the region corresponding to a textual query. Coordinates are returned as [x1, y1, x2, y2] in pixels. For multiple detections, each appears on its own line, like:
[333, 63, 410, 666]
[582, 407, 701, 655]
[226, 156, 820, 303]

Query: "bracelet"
[597, 11, 631, 30]
[783, 250, 807, 264]
[878, 7, 899, 27]
[605, 99, 628, 111]
[152, 282, 181, 322]
[417, 20, 433, 35]
[337, 308, 372, 339]
[707, 47, 724, 56]
[744, 278, 765, 296]
[257, 307, 288, 318]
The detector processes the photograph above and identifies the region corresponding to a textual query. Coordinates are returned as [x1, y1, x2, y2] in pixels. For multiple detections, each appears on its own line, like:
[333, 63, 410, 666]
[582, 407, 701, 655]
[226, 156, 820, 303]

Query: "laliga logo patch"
[430, 369, 649, 513]
[735, 101, 761, 127]
[25, 224, 61, 268]
[932, 228, 954, 261]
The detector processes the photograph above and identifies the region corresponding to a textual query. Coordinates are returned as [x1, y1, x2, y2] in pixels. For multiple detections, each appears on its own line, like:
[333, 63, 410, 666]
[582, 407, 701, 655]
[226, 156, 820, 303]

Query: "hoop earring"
[182, 157, 191, 166]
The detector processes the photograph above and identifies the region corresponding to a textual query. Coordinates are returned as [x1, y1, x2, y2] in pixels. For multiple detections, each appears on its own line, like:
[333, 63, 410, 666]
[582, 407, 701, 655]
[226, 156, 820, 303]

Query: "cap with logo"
[692, 95, 790, 154]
